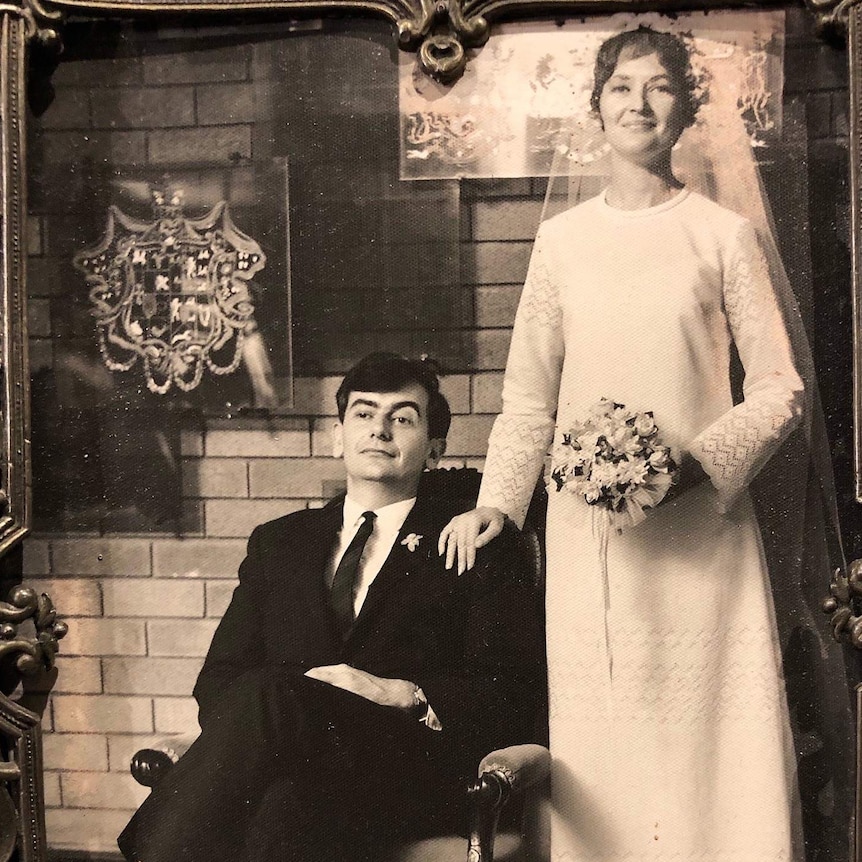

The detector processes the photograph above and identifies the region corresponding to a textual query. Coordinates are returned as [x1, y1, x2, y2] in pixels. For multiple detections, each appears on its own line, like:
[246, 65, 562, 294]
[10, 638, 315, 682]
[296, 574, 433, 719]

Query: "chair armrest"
[467, 745, 550, 862]
[478, 744, 551, 794]
[130, 734, 197, 788]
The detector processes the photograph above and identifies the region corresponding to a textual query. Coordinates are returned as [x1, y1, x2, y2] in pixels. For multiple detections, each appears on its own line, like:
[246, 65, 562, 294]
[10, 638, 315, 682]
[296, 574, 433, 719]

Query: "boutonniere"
[401, 533, 422, 552]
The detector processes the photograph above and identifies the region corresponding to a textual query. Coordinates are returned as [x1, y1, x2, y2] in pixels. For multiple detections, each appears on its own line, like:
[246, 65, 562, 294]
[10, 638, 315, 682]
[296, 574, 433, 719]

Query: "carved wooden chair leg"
[466, 744, 552, 862]
[466, 769, 510, 862]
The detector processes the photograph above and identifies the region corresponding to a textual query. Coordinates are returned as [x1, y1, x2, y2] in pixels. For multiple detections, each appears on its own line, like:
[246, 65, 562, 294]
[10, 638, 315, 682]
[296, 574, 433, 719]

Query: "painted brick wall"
[21, 6, 853, 855]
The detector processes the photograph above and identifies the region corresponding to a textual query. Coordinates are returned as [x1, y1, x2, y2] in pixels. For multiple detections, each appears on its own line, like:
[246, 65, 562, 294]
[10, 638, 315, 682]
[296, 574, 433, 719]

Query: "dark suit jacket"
[196, 484, 543, 773]
[120, 479, 544, 862]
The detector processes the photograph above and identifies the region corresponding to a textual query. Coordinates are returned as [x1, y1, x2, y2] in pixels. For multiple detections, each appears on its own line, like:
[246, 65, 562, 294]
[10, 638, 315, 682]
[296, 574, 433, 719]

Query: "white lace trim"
[723, 220, 778, 336]
[478, 223, 562, 526]
[691, 401, 791, 508]
[477, 414, 554, 527]
[518, 238, 563, 329]
[690, 221, 803, 508]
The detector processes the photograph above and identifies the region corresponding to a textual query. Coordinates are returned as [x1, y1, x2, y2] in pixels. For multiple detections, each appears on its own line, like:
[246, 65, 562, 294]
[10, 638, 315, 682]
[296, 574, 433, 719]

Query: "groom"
[118, 352, 544, 862]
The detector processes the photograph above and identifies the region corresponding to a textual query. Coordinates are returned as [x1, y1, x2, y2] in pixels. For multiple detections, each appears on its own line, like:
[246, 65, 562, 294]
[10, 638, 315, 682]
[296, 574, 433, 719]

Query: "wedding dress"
[477, 186, 840, 861]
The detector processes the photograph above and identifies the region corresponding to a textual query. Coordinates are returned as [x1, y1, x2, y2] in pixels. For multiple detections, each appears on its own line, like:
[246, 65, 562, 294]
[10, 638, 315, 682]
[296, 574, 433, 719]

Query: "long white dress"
[477, 189, 805, 861]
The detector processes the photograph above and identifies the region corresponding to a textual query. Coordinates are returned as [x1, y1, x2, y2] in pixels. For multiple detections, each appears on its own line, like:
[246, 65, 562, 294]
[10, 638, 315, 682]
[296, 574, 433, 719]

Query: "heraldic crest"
[74, 189, 266, 395]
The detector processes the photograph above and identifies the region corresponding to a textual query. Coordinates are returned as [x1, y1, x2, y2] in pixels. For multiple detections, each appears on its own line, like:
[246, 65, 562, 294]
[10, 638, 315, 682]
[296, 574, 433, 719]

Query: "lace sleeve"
[477, 226, 564, 527]
[688, 220, 804, 510]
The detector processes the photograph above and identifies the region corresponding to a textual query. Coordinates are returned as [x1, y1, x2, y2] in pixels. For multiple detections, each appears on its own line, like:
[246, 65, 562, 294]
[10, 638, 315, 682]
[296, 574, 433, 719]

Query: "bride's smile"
[598, 52, 686, 163]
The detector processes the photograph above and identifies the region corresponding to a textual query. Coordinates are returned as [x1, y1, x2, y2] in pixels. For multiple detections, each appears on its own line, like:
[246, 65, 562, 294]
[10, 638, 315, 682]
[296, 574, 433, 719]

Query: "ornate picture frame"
[2, 1, 860, 860]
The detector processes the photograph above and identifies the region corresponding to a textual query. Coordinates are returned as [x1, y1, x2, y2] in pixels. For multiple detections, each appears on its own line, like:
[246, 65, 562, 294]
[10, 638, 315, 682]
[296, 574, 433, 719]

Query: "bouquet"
[550, 398, 678, 531]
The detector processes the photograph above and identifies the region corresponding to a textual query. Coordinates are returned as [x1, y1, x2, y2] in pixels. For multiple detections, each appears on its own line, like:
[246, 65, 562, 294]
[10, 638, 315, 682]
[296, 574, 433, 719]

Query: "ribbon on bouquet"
[592, 507, 614, 681]
[590, 476, 676, 684]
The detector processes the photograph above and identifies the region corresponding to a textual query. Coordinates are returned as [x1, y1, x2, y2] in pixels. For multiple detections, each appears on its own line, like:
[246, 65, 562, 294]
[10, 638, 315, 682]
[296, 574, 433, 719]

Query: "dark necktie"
[330, 511, 376, 637]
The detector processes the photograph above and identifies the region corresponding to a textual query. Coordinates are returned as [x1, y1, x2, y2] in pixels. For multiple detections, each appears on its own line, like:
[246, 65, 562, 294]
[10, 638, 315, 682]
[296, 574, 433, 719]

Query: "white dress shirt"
[332, 496, 417, 616]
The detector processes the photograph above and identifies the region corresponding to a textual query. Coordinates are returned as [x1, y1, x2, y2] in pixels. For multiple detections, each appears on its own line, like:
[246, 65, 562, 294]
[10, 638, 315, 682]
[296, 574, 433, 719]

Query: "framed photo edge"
[2, 4, 860, 862]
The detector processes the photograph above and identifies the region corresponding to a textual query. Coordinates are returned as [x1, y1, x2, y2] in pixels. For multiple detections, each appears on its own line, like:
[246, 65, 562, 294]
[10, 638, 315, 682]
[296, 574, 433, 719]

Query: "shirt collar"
[342, 495, 417, 534]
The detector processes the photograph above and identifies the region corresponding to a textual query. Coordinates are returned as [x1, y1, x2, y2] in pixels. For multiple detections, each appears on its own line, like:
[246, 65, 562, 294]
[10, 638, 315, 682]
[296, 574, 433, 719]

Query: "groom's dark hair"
[336, 352, 452, 440]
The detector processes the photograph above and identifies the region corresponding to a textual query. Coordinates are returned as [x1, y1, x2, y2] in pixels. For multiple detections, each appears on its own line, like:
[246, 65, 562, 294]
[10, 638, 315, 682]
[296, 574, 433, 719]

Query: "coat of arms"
[74, 189, 266, 395]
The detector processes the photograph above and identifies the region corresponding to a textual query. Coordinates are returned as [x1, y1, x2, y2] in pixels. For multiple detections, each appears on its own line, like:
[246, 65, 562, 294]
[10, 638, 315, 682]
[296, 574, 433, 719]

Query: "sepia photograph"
[0, 1, 859, 860]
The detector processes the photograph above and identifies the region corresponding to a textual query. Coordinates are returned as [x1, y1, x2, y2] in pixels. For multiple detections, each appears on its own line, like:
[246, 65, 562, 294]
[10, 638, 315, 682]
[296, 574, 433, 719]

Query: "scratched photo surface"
[21, 8, 859, 859]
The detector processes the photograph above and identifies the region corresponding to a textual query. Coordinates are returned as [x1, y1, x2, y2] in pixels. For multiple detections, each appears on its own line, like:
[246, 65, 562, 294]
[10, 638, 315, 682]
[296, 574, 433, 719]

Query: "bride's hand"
[665, 453, 709, 503]
[438, 507, 507, 574]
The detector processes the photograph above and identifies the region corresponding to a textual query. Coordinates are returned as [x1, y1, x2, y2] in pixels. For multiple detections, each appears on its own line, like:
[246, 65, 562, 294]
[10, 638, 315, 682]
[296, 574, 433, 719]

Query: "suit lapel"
[346, 494, 440, 643]
[293, 496, 344, 644]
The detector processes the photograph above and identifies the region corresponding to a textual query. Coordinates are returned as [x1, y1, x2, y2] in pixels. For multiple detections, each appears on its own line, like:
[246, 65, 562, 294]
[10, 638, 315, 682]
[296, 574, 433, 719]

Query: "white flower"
[634, 412, 657, 437]
[571, 477, 602, 502]
[401, 534, 422, 552]
[554, 441, 592, 473]
[582, 481, 603, 503]
[607, 425, 642, 457]
[617, 458, 649, 486]
[589, 398, 615, 419]
[648, 447, 672, 472]
[612, 404, 635, 423]
[590, 461, 620, 489]
[576, 431, 602, 456]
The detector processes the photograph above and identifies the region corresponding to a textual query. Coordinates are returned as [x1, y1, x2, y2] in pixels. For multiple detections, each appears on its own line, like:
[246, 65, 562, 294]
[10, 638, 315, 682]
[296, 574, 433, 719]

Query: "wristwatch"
[411, 684, 429, 720]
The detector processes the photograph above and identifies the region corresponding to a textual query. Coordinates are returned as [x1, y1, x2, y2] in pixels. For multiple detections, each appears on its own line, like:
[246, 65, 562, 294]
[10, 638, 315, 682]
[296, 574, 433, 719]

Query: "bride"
[440, 25, 851, 861]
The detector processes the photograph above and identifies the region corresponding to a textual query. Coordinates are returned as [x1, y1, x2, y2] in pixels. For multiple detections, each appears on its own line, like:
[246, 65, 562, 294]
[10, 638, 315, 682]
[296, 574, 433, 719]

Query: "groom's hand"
[304, 663, 416, 711]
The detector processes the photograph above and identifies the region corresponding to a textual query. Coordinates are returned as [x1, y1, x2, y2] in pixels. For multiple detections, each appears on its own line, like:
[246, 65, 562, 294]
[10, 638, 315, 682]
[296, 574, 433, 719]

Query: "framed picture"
[31, 158, 294, 532]
[2, 0, 861, 860]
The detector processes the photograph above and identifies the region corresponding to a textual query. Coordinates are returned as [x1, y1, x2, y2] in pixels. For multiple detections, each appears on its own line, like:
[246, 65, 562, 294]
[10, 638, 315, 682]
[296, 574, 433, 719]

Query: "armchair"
[130, 740, 550, 862]
[129, 468, 551, 861]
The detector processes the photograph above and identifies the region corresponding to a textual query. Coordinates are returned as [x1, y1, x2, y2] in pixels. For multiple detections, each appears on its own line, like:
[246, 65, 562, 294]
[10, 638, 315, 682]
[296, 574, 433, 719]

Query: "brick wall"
[22, 7, 854, 855]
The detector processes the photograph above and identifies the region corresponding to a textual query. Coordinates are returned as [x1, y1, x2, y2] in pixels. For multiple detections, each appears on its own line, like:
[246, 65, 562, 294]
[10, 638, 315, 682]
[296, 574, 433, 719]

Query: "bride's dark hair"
[590, 26, 702, 129]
